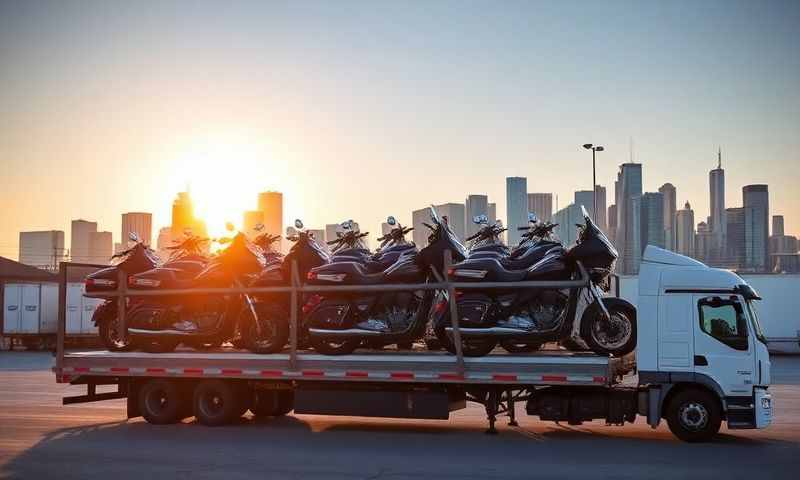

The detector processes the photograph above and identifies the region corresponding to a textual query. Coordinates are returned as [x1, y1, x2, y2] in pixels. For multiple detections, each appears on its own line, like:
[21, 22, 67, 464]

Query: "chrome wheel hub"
[680, 402, 709, 431]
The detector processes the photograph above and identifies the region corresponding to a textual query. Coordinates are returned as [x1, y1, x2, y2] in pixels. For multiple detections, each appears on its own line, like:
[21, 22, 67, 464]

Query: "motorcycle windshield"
[567, 207, 618, 270]
[417, 206, 467, 275]
[112, 244, 159, 272]
[284, 232, 330, 279]
[215, 233, 265, 275]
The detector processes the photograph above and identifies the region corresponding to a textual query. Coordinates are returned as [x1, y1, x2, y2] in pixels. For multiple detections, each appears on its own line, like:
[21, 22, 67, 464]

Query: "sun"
[171, 134, 276, 239]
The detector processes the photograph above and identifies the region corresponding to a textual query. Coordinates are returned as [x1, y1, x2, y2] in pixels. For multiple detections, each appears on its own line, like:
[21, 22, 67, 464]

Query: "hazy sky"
[1, 0, 798, 258]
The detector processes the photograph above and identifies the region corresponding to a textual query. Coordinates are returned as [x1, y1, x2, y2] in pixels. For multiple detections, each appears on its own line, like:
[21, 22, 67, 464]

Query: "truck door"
[693, 295, 755, 396]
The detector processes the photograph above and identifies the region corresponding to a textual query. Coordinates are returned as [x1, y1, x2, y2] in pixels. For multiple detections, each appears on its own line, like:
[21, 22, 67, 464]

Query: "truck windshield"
[745, 300, 767, 346]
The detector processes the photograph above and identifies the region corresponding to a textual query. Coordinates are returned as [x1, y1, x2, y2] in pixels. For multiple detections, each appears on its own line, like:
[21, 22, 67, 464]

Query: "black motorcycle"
[437, 206, 635, 357]
[125, 232, 265, 353]
[302, 207, 464, 355]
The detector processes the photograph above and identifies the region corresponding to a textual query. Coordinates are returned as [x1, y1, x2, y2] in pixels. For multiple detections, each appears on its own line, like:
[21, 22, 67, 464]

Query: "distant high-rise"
[257, 192, 283, 236]
[607, 204, 618, 243]
[676, 202, 695, 257]
[89, 231, 113, 264]
[465, 194, 490, 238]
[695, 221, 713, 263]
[527, 193, 553, 223]
[553, 203, 584, 245]
[772, 215, 785, 237]
[640, 192, 665, 252]
[488, 203, 497, 224]
[595, 185, 607, 232]
[726, 207, 746, 269]
[171, 191, 207, 240]
[156, 227, 173, 260]
[743, 185, 769, 272]
[71, 219, 97, 263]
[574, 190, 594, 216]
[615, 163, 643, 274]
[19, 230, 65, 270]
[243, 210, 264, 239]
[121, 212, 152, 247]
[506, 177, 528, 245]
[658, 183, 677, 250]
[435, 203, 466, 242]
[708, 149, 726, 264]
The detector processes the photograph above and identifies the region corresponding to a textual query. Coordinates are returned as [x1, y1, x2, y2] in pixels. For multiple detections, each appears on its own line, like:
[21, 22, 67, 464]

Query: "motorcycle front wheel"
[580, 302, 636, 356]
[435, 327, 497, 357]
[98, 315, 134, 352]
[241, 303, 289, 354]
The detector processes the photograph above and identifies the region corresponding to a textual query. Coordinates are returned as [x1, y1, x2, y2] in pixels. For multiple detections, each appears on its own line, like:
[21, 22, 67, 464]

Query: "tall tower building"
[640, 192, 665, 252]
[243, 210, 264, 239]
[658, 183, 677, 251]
[156, 227, 173, 260]
[257, 192, 283, 236]
[607, 204, 617, 244]
[743, 184, 769, 272]
[488, 203, 497, 224]
[708, 149, 726, 264]
[506, 177, 528, 245]
[615, 163, 643, 274]
[695, 221, 713, 263]
[89, 231, 113, 264]
[574, 190, 594, 216]
[465, 194, 490, 238]
[594, 185, 607, 232]
[19, 230, 65, 270]
[527, 193, 553, 223]
[726, 207, 746, 269]
[121, 212, 152, 247]
[435, 203, 466, 242]
[71, 219, 98, 263]
[676, 202, 695, 258]
[772, 215, 785, 236]
[171, 191, 207, 240]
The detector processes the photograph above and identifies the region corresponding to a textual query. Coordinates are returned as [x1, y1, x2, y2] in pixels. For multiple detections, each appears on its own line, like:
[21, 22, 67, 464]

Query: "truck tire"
[139, 379, 184, 424]
[666, 389, 722, 442]
[193, 380, 247, 426]
[580, 301, 636, 357]
[251, 390, 294, 417]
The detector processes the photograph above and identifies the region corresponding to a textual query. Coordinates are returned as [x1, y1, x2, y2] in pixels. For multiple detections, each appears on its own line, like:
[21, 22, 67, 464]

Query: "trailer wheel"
[251, 390, 294, 417]
[193, 380, 247, 426]
[138, 379, 184, 425]
[666, 389, 722, 442]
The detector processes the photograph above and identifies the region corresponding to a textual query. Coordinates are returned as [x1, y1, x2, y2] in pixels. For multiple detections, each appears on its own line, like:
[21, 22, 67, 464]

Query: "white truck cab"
[637, 246, 772, 440]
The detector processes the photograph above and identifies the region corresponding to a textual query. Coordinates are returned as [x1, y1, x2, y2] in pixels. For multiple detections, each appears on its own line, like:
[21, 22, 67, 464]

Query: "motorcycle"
[437, 206, 636, 357]
[301, 207, 464, 355]
[124, 231, 266, 353]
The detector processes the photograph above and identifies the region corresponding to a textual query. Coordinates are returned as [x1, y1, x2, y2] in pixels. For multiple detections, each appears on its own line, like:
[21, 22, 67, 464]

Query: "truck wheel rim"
[591, 311, 631, 350]
[145, 388, 169, 415]
[200, 392, 225, 418]
[679, 402, 708, 431]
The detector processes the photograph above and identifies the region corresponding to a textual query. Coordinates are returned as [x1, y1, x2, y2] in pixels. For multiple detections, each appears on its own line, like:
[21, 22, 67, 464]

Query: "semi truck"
[53, 246, 772, 442]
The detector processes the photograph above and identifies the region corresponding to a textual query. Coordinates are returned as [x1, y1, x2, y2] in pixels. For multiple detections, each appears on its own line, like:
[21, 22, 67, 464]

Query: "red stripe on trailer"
[146, 368, 166, 374]
[260, 370, 284, 377]
[390, 372, 414, 379]
[110, 367, 129, 373]
[593, 376, 607, 384]
[439, 373, 464, 380]
[542, 375, 567, 382]
[184, 368, 204, 375]
[221, 369, 242, 375]
[302, 370, 325, 377]
[74, 367, 90, 373]
[346, 371, 369, 378]
[492, 374, 517, 382]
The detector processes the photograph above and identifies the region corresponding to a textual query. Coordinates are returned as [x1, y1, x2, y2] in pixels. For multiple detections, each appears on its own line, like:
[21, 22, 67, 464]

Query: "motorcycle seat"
[452, 258, 528, 282]
[310, 261, 386, 285]
[502, 245, 564, 270]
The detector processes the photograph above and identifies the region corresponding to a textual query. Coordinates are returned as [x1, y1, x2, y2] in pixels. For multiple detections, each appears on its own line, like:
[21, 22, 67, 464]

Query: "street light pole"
[583, 143, 604, 224]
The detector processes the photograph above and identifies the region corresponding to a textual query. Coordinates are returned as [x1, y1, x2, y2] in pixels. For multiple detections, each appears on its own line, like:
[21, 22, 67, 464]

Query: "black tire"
[251, 390, 294, 417]
[98, 311, 134, 352]
[243, 303, 289, 354]
[500, 340, 541, 353]
[309, 337, 361, 355]
[666, 389, 722, 442]
[435, 327, 497, 357]
[138, 379, 184, 425]
[580, 302, 636, 356]
[193, 380, 247, 426]
[140, 338, 180, 353]
[560, 338, 588, 351]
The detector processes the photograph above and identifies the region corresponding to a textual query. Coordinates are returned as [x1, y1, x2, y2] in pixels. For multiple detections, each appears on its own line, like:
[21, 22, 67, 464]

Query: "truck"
[52, 246, 773, 442]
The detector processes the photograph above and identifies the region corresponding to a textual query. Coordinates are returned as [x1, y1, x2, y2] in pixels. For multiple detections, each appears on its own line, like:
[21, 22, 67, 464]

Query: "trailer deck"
[56, 349, 627, 387]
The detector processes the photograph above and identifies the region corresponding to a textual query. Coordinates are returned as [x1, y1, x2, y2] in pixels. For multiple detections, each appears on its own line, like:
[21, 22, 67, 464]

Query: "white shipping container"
[3, 284, 22, 334]
[66, 282, 102, 335]
[3, 283, 43, 334]
[40, 284, 58, 334]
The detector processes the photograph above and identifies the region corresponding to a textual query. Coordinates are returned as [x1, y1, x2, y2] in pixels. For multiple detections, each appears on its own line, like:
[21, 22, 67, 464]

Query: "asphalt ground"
[1, 351, 798, 479]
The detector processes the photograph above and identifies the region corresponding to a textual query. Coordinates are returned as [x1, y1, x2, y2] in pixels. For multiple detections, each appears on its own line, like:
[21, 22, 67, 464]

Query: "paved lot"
[1, 352, 799, 479]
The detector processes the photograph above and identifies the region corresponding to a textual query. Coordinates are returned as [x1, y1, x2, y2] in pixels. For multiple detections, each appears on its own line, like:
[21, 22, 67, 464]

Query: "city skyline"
[1, 1, 799, 261]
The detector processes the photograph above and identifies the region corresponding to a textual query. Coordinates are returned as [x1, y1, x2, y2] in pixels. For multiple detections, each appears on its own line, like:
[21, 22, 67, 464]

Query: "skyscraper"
[658, 183, 677, 250]
[615, 163, 643, 274]
[19, 230, 65, 270]
[506, 177, 527, 245]
[435, 203, 466, 242]
[695, 221, 713, 263]
[594, 185, 607, 232]
[772, 215, 785, 236]
[527, 193, 553, 223]
[171, 191, 207, 240]
[257, 191, 283, 237]
[708, 149, 726, 264]
[552, 203, 584, 245]
[640, 192, 665, 252]
[607, 204, 617, 243]
[676, 201, 695, 258]
[156, 227, 173, 260]
[465, 194, 489, 238]
[488, 203, 497, 224]
[726, 207, 746, 269]
[574, 190, 594, 216]
[743, 185, 769, 272]
[89, 231, 113, 264]
[243, 210, 264, 238]
[121, 212, 152, 247]
[70, 219, 97, 263]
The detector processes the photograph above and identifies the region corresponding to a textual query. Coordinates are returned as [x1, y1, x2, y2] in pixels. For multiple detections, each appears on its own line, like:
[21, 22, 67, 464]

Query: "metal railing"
[56, 252, 592, 375]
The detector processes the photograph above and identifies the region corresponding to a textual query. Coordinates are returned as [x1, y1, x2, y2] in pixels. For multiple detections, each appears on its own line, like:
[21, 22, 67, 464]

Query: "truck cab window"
[698, 297, 749, 351]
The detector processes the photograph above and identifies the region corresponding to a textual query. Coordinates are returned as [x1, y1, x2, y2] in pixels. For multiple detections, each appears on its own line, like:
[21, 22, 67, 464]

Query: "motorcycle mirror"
[254, 223, 264, 232]
[387, 216, 396, 226]
[528, 212, 538, 223]
[294, 219, 304, 230]
[128, 232, 140, 243]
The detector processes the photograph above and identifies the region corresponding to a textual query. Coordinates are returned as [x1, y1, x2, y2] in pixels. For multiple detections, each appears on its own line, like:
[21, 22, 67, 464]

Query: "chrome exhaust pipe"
[444, 326, 529, 337]
[128, 328, 196, 337]
[308, 328, 384, 337]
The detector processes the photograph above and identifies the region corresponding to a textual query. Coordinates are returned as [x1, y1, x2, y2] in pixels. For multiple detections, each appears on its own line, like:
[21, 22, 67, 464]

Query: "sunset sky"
[1, 0, 798, 258]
